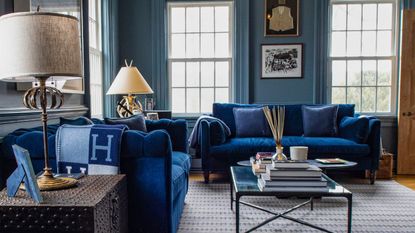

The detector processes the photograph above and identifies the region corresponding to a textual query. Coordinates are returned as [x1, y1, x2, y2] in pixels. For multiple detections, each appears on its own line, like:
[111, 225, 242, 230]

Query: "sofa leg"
[369, 170, 376, 185]
[203, 171, 210, 184]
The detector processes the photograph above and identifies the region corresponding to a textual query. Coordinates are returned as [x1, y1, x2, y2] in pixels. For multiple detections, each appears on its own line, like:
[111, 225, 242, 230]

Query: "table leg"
[310, 197, 314, 211]
[347, 195, 352, 233]
[236, 195, 240, 233]
[230, 180, 233, 211]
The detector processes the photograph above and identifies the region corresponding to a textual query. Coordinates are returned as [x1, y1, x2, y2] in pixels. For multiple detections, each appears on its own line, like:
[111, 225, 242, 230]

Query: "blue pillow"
[339, 116, 369, 143]
[233, 108, 272, 137]
[60, 116, 93, 126]
[302, 105, 339, 137]
[105, 114, 147, 132]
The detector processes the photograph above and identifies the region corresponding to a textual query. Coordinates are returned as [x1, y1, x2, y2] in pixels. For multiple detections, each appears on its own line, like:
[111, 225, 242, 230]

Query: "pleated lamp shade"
[0, 12, 83, 82]
[106, 66, 153, 95]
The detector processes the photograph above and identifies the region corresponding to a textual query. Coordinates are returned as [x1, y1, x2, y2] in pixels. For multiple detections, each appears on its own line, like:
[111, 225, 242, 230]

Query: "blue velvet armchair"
[0, 119, 191, 233]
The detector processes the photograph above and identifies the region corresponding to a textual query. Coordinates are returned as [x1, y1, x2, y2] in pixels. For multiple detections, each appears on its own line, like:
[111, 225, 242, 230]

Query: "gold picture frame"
[264, 0, 300, 37]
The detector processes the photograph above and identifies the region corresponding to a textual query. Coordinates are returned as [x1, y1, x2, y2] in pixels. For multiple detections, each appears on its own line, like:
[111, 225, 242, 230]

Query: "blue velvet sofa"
[200, 103, 381, 184]
[0, 119, 190, 233]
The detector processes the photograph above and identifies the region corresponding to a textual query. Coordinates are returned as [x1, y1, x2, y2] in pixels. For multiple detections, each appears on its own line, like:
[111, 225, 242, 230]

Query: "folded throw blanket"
[188, 115, 231, 149]
[56, 124, 128, 175]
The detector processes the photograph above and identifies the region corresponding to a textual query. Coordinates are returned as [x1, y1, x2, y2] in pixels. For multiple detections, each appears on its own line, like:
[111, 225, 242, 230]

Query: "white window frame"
[327, 0, 399, 115]
[167, 1, 234, 117]
[89, 0, 103, 118]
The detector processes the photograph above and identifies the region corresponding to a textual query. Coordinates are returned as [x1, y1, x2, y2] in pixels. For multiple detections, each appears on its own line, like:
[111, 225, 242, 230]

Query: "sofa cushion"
[60, 116, 93, 126]
[209, 136, 370, 160]
[233, 107, 271, 137]
[213, 103, 260, 136]
[105, 115, 147, 132]
[339, 116, 369, 144]
[173, 151, 191, 173]
[172, 165, 187, 199]
[302, 105, 339, 137]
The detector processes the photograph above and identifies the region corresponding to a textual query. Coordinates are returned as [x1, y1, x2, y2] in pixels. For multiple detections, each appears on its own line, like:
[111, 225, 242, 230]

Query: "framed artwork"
[264, 0, 299, 36]
[145, 98, 155, 111]
[261, 44, 303, 79]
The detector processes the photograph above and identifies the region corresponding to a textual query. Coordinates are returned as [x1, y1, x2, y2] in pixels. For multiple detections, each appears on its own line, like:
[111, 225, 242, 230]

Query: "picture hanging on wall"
[261, 44, 303, 79]
[265, 0, 299, 36]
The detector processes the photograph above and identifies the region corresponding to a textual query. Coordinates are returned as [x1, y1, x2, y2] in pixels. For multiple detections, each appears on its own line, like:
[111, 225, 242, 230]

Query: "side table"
[0, 175, 128, 233]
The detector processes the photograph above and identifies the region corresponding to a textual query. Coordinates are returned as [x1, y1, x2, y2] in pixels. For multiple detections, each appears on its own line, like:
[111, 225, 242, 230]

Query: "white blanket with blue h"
[56, 124, 127, 175]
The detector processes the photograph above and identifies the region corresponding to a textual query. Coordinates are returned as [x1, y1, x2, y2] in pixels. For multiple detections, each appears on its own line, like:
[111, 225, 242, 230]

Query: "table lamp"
[0, 12, 82, 190]
[106, 60, 154, 118]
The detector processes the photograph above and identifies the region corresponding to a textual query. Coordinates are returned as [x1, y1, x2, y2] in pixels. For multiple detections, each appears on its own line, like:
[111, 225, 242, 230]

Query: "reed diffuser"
[263, 106, 286, 161]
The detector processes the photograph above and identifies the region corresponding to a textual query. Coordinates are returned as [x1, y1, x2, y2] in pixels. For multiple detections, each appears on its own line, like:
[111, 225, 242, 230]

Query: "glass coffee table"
[230, 166, 352, 233]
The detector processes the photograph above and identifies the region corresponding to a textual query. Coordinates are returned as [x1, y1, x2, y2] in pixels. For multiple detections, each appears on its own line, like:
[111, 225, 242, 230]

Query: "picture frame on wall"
[264, 0, 299, 36]
[261, 44, 303, 79]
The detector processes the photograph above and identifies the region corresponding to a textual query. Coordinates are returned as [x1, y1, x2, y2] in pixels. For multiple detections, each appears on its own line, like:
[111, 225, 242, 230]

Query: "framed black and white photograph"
[265, 0, 299, 36]
[261, 44, 303, 79]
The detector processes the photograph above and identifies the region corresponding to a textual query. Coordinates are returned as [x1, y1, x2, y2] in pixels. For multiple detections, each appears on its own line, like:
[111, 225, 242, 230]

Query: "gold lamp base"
[116, 94, 143, 118]
[21, 170, 78, 191]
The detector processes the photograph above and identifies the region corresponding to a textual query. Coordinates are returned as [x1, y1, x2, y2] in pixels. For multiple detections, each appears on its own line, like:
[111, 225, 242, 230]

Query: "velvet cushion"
[172, 151, 191, 173]
[302, 105, 339, 137]
[105, 114, 147, 132]
[60, 116, 93, 126]
[233, 107, 271, 137]
[339, 116, 369, 143]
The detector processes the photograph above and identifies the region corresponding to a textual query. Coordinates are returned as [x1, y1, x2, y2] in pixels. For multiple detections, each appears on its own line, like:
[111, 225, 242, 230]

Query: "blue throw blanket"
[56, 124, 128, 175]
[188, 115, 231, 149]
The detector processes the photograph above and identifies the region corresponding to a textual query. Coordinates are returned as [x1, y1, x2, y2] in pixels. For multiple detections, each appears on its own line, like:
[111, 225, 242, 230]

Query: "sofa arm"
[120, 130, 174, 233]
[366, 117, 381, 171]
[146, 119, 188, 153]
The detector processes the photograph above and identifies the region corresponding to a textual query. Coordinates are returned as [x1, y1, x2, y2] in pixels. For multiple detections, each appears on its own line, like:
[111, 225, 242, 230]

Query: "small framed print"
[145, 98, 155, 111]
[261, 44, 303, 79]
[265, 0, 300, 37]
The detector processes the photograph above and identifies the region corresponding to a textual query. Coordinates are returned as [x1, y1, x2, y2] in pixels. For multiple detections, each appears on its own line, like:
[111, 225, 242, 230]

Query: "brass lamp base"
[21, 170, 78, 191]
[116, 94, 143, 118]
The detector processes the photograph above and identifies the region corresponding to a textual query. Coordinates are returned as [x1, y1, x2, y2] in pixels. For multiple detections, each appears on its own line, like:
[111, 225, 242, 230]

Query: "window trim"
[327, 0, 399, 116]
[167, 1, 234, 116]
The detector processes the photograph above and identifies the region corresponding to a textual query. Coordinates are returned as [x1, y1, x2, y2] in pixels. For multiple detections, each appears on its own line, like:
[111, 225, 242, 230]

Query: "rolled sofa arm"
[146, 119, 188, 153]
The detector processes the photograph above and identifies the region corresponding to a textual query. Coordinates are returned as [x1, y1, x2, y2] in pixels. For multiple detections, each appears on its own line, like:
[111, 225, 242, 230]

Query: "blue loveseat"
[200, 103, 381, 184]
[0, 119, 190, 233]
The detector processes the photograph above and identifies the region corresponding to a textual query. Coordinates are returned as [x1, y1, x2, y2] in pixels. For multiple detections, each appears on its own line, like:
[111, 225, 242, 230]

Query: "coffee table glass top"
[230, 166, 351, 195]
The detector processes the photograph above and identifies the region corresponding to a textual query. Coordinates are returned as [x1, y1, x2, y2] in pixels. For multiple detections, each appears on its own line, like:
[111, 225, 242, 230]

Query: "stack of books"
[251, 152, 273, 174]
[258, 160, 328, 192]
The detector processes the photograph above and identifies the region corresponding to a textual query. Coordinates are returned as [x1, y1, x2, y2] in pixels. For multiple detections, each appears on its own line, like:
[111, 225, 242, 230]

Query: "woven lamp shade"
[106, 66, 153, 95]
[0, 12, 82, 82]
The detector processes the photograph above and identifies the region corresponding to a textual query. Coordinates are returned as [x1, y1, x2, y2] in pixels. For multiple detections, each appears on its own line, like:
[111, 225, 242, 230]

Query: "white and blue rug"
[179, 179, 415, 232]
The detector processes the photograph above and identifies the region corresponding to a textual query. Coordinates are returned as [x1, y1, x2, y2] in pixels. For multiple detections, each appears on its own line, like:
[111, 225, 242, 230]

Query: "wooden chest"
[366, 152, 394, 179]
[0, 175, 128, 233]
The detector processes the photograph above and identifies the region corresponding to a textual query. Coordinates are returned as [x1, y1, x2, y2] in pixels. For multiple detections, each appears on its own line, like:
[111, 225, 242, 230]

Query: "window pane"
[377, 87, 391, 112]
[201, 88, 214, 113]
[331, 32, 346, 57]
[378, 60, 392, 86]
[201, 7, 214, 32]
[332, 60, 346, 86]
[186, 88, 200, 113]
[215, 6, 229, 32]
[362, 4, 377, 30]
[347, 31, 361, 56]
[215, 88, 229, 103]
[332, 4, 346, 30]
[171, 34, 185, 58]
[172, 88, 186, 113]
[347, 87, 361, 112]
[201, 33, 214, 58]
[215, 33, 229, 57]
[171, 7, 185, 33]
[347, 60, 361, 86]
[89, 20, 97, 49]
[362, 87, 376, 112]
[377, 31, 392, 56]
[201, 62, 214, 87]
[186, 62, 200, 87]
[347, 4, 362, 30]
[186, 34, 200, 58]
[362, 31, 376, 56]
[332, 87, 346, 104]
[215, 61, 229, 87]
[186, 7, 200, 32]
[171, 62, 185, 87]
[378, 4, 393, 30]
[362, 60, 376, 86]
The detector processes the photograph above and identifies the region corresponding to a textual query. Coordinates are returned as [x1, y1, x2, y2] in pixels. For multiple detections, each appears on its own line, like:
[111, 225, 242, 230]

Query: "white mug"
[290, 146, 308, 161]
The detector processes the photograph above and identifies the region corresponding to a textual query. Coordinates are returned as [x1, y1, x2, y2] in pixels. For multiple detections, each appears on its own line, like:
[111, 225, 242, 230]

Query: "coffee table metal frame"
[230, 166, 352, 233]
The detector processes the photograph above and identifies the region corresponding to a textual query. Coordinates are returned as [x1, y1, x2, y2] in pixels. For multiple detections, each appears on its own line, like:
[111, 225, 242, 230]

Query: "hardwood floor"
[190, 172, 415, 191]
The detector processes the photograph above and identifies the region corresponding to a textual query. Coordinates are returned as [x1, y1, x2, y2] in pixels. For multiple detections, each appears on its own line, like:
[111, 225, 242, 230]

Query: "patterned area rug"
[178, 179, 415, 233]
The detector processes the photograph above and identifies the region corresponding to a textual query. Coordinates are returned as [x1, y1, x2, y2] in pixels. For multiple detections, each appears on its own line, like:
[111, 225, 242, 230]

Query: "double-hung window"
[328, 0, 398, 114]
[89, 0, 103, 118]
[168, 2, 233, 115]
